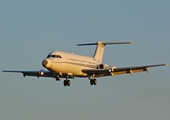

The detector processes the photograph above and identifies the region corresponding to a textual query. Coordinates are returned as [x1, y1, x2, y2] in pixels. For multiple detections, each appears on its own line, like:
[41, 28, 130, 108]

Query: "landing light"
[40, 71, 44, 75]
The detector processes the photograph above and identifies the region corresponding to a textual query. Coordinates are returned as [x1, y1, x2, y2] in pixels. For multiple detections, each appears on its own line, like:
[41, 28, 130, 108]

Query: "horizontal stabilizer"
[77, 41, 132, 63]
[77, 41, 132, 46]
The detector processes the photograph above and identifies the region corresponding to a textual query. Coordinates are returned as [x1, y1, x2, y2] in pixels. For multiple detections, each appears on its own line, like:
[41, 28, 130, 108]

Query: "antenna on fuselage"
[77, 41, 132, 63]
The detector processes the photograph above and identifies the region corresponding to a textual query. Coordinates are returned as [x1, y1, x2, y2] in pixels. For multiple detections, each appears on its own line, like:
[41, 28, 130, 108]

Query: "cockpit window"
[46, 54, 51, 58]
[58, 55, 62, 58]
[46, 54, 62, 58]
[51, 55, 56, 58]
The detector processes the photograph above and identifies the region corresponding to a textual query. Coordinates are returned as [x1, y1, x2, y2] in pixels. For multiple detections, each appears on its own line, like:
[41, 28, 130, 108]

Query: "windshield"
[46, 54, 62, 58]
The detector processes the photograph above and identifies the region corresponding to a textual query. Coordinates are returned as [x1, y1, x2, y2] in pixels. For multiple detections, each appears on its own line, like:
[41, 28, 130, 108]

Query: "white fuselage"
[42, 51, 100, 77]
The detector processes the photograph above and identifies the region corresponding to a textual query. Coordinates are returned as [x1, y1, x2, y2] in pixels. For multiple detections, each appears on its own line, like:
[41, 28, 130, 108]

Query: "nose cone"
[42, 60, 48, 67]
[42, 59, 51, 68]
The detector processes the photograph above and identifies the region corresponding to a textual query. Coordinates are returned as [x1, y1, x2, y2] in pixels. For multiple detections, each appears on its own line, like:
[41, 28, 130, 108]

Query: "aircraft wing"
[82, 64, 167, 77]
[2, 70, 55, 78]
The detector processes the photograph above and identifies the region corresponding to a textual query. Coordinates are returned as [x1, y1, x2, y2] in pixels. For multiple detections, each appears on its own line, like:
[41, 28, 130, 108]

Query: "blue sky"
[0, 0, 170, 120]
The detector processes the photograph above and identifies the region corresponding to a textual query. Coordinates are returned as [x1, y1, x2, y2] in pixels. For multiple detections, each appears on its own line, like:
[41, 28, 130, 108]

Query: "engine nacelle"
[97, 64, 110, 69]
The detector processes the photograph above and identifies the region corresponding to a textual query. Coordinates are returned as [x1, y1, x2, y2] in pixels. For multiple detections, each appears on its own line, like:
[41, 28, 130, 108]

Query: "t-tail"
[77, 41, 132, 63]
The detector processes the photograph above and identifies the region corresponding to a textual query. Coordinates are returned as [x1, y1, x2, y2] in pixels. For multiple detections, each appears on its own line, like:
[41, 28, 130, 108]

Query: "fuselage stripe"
[53, 61, 97, 69]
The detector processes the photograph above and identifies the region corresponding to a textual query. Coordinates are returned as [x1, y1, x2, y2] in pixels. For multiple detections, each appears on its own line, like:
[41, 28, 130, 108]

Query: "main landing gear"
[56, 75, 71, 86]
[63, 80, 71, 86]
[63, 79, 97, 86]
[55, 76, 97, 87]
[90, 74, 97, 85]
[90, 79, 97, 85]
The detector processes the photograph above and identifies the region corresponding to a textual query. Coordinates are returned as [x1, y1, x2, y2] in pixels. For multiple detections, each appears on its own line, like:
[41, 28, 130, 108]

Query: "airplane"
[3, 41, 167, 87]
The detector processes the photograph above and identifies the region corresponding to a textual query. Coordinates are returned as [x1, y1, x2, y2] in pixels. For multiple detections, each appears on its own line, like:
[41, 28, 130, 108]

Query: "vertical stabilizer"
[77, 41, 132, 63]
[93, 41, 105, 63]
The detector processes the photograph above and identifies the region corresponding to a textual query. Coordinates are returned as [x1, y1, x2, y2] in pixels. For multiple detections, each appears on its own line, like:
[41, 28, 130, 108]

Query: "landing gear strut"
[56, 76, 60, 81]
[90, 79, 97, 85]
[63, 80, 70, 86]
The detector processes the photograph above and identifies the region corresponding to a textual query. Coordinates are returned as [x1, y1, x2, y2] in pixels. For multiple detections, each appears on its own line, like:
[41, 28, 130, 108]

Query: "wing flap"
[111, 68, 147, 76]
[82, 69, 113, 77]
[82, 64, 167, 77]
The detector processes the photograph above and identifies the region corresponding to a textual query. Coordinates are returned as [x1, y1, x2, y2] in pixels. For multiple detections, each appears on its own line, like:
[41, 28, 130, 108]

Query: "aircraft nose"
[42, 60, 48, 67]
[42, 59, 51, 68]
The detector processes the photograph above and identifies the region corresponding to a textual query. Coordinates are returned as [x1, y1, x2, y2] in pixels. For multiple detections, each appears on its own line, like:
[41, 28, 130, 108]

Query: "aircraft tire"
[90, 79, 93, 85]
[63, 80, 71, 86]
[67, 80, 71, 86]
[90, 79, 97, 85]
[63, 80, 67, 86]
[56, 77, 60, 81]
[93, 79, 97, 85]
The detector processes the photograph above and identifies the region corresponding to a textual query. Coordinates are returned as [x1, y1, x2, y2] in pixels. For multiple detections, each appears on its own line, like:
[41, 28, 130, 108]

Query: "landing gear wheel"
[63, 80, 67, 86]
[63, 80, 71, 86]
[93, 79, 97, 85]
[90, 79, 97, 85]
[67, 80, 70, 86]
[56, 77, 60, 81]
[90, 79, 93, 85]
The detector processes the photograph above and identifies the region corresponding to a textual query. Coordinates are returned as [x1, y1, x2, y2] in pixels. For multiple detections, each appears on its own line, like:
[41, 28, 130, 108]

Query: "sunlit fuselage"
[42, 51, 100, 77]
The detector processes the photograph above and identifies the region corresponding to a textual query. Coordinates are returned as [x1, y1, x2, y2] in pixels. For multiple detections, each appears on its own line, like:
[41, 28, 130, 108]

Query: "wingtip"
[164, 64, 168, 66]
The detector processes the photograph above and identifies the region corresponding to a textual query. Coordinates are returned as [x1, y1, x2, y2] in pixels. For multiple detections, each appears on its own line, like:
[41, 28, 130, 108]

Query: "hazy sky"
[0, 0, 170, 120]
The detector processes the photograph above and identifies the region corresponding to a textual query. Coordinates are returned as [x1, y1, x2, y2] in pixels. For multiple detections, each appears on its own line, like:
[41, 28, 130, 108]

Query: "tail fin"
[77, 41, 132, 63]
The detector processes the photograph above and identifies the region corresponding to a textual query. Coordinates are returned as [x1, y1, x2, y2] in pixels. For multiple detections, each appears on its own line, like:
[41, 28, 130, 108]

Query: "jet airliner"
[3, 41, 167, 86]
